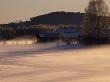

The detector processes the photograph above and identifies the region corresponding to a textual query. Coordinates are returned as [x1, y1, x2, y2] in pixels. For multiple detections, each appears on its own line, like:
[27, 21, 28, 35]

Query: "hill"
[0, 12, 84, 27]
[30, 11, 84, 25]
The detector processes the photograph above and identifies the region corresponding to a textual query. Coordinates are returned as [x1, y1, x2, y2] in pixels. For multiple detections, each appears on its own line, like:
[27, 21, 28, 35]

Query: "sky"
[0, 0, 110, 24]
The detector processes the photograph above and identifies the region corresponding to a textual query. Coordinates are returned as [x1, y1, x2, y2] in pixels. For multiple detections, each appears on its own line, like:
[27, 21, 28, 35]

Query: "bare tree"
[82, 0, 109, 37]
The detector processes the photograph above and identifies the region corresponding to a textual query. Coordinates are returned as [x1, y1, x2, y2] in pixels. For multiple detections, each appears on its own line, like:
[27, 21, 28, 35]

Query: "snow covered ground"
[0, 42, 110, 82]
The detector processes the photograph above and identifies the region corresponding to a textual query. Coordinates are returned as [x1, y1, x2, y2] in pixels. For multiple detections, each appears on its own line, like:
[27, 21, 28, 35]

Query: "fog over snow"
[0, 43, 110, 82]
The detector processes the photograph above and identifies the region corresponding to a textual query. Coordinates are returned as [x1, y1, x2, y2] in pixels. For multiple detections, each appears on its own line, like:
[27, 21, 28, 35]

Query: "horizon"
[0, 0, 110, 24]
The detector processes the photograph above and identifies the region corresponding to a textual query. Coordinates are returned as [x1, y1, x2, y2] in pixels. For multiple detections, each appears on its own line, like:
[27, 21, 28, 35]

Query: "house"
[36, 32, 58, 42]
[57, 28, 80, 44]
[36, 28, 81, 44]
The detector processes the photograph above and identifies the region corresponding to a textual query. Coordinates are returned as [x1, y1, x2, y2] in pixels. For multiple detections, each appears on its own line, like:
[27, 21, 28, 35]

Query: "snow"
[0, 42, 110, 82]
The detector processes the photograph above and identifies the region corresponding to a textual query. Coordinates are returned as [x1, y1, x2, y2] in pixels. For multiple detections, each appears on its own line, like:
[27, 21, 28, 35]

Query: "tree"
[82, 0, 109, 37]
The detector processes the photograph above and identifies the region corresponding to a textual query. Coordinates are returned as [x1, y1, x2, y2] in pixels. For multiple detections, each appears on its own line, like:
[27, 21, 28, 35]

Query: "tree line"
[0, 24, 79, 40]
[0, 12, 83, 40]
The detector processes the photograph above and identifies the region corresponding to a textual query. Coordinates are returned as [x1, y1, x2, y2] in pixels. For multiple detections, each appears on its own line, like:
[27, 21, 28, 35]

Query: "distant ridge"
[0, 11, 84, 27]
[30, 11, 84, 25]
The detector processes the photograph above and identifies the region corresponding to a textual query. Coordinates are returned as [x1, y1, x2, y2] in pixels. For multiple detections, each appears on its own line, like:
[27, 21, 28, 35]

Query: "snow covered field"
[0, 43, 110, 82]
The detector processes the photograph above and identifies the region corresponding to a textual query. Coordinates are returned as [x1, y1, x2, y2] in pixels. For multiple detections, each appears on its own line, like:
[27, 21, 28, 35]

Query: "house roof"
[58, 28, 80, 37]
[58, 28, 80, 33]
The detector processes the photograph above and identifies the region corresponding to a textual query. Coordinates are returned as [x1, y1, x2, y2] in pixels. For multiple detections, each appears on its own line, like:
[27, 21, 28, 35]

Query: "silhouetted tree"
[82, 0, 108, 37]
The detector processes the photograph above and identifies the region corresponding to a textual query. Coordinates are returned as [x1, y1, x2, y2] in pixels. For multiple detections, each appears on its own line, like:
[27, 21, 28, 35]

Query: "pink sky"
[0, 0, 109, 24]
